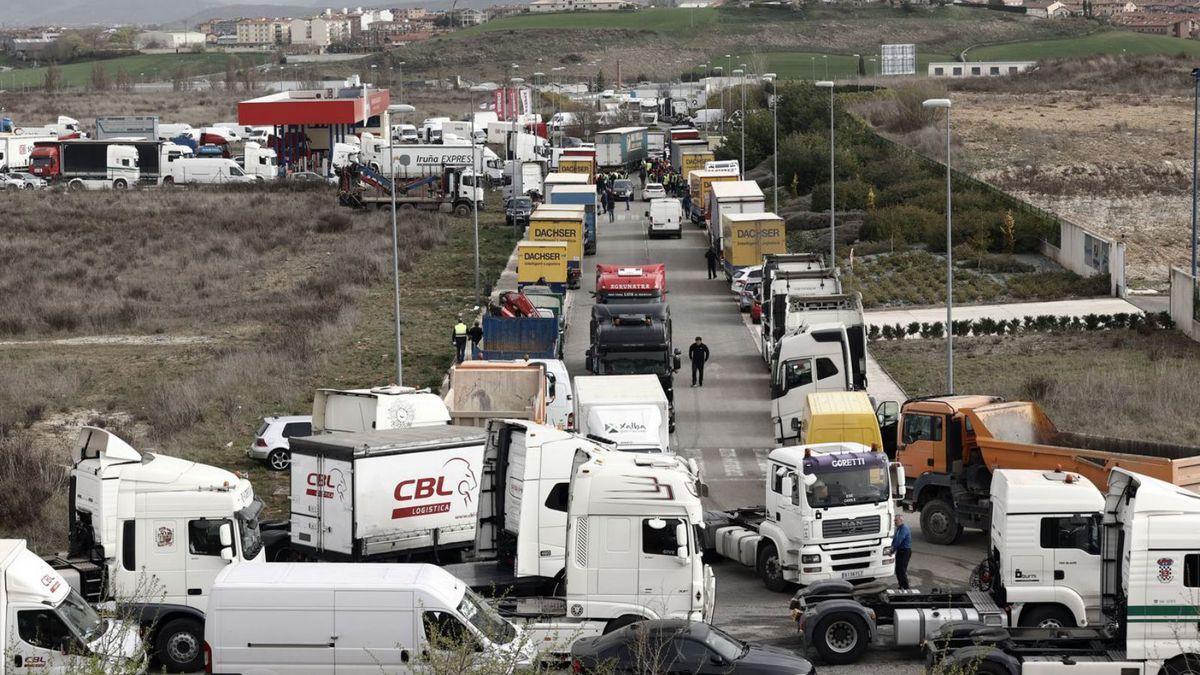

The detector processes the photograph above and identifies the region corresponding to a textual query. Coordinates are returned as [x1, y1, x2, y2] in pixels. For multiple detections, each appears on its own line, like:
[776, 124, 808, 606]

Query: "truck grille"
[832, 561, 870, 572]
[830, 550, 871, 561]
[822, 515, 881, 539]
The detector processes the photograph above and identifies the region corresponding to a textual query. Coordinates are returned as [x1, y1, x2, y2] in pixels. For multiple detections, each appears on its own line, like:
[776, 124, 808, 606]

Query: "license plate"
[841, 570, 864, 579]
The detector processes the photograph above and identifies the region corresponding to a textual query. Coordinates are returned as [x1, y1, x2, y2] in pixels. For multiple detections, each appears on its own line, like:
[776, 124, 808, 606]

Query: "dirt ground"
[946, 90, 1194, 289]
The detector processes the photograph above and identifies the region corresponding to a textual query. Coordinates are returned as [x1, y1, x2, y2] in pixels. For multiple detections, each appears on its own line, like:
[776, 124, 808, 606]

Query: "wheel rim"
[1037, 618, 1065, 628]
[166, 630, 199, 664]
[764, 554, 782, 582]
[269, 451, 290, 470]
[927, 511, 950, 537]
[825, 620, 859, 654]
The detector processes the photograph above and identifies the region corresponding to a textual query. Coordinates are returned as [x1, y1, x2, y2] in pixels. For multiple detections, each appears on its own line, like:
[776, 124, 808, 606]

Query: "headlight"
[884, 546, 894, 556]
[801, 554, 821, 564]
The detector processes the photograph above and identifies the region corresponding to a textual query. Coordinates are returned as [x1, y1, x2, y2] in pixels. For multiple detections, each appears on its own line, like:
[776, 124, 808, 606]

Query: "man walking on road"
[605, 190, 616, 222]
[688, 337, 710, 387]
[892, 514, 913, 589]
[704, 248, 718, 280]
[467, 321, 484, 360]
[452, 318, 468, 364]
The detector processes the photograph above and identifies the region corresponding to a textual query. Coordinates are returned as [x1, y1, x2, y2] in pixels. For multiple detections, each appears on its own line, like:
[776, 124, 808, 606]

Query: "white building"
[290, 17, 332, 47]
[134, 31, 206, 49]
[235, 18, 292, 45]
[529, 0, 628, 11]
[927, 61, 1037, 77]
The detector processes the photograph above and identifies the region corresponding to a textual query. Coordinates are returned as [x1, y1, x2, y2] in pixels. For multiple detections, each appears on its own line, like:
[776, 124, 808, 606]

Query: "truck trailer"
[595, 127, 648, 169]
[573, 374, 671, 452]
[29, 140, 140, 189]
[720, 212, 786, 278]
[544, 182, 598, 255]
[0, 133, 58, 170]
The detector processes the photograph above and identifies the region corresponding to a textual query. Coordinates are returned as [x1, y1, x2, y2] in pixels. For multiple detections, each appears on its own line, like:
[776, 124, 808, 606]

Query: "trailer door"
[291, 452, 354, 555]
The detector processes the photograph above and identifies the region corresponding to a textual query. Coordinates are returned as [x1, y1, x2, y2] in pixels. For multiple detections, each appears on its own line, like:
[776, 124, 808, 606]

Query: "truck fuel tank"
[894, 608, 983, 646]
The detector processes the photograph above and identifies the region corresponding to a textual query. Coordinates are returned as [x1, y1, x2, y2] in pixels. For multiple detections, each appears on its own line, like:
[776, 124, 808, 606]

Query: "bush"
[810, 178, 873, 212]
[877, 178, 945, 209]
[858, 154, 928, 192]
[778, 131, 861, 196]
[861, 204, 942, 245]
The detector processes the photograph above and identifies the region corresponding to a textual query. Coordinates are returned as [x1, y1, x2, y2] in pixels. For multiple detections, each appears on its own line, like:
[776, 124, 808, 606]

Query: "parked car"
[506, 195, 534, 227]
[751, 296, 762, 324]
[7, 171, 46, 189]
[739, 280, 760, 314]
[0, 173, 26, 190]
[247, 415, 313, 471]
[730, 265, 762, 295]
[570, 620, 816, 674]
[287, 171, 329, 183]
[643, 182, 666, 200]
[612, 179, 634, 200]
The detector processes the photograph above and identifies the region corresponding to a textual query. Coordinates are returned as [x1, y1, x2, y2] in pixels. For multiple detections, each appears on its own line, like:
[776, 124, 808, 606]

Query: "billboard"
[880, 44, 917, 76]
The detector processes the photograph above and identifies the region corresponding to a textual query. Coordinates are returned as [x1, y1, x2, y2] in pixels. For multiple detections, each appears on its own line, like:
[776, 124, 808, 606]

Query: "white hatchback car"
[731, 265, 763, 295]
[248, 415, 313, 471]
[642, 182, 666, 200]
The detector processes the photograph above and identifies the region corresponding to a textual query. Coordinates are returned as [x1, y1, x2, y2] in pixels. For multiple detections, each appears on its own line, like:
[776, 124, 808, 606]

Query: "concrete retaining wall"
[1170, 266, 1200, 343]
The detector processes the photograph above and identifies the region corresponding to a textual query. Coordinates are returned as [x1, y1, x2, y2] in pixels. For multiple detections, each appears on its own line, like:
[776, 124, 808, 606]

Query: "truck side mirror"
[644, 211, 650, 217]
[675, 522, 689, 560]
[877, 400, 900, 424]
[890, 462, 906, 499]
[221, 547, 236, 562]
[781, 475, 795, 502]
[546, 373, 557, 401]
[219, 522, 233, 547]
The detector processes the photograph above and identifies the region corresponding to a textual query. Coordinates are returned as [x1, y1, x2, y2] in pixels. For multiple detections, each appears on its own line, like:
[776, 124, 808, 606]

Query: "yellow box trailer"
[720, 212, 786, 269]
[528, 205, 585, 288]
[517, 240, 569, 293]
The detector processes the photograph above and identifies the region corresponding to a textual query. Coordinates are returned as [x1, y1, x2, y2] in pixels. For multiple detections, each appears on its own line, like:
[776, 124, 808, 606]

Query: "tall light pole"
[1192, 68, 1199, 278]
[397, 60, 406, 103]
[471, 100, 481, 310]
[764, 73, 778, 213]
[923, 97, 954, 394]
[723, 54, 731, 136]
[816, 80, 836, 265]
[387, 102, 415, 385]
[822, 55, 828, 79]
[533, 71, 544, 123]
[733, 68, 744, 179]
[712, 66, 724, 133]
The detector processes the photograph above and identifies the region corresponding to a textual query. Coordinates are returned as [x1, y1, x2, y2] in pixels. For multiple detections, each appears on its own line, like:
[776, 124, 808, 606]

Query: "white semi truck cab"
[2, 539, 144, 674]
[710, 442, 904, 591]
[50, 427, 264, 672]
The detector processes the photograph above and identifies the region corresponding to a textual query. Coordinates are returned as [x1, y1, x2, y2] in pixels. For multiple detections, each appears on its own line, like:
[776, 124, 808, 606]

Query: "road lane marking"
[719, 448, 743, 477]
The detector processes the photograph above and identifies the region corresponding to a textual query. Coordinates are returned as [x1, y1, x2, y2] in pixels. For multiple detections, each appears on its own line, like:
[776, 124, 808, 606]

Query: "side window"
[1186, 554, 1200, 588]
[422, 611, 478, 651]
[283, 422, 312, 438]
[815, 357, 839, 381]
[783, 359, 813, 392]
[902, 414, 943, 444]
[188, 519, 229, 556]
[544, 482, 569, 513]
[674, 638, 710, 665]
[642, 518, 683, 556]
[771, 465, 785, 494]
[17, 610, 73, 651]
[1039, 516, 1100, 555]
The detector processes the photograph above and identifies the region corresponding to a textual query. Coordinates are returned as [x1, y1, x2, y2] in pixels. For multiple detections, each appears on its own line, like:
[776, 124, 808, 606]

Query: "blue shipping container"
[546, 187, 597, 256]
[478, 315, 560, 360]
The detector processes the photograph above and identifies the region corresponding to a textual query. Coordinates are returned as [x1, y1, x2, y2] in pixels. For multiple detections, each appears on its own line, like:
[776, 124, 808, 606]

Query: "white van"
[164, 158, 255, 186]
[204, 562, 534, 674]
[312, 385, 451, 433]
[647, 197, 684, 239]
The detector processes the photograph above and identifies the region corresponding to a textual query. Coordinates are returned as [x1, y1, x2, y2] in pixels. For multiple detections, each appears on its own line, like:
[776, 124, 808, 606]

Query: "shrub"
[877, 178, 945, 209]
[861, 204, 942, 246]
[1021, 374, 1056, 401]
[810, 178, 873, 212]
[779, 131, 861, 196]
[858, 154, 928, 191]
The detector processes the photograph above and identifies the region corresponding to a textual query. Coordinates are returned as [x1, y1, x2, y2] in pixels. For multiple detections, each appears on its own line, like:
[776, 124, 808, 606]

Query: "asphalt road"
[562, 193, 990, 673]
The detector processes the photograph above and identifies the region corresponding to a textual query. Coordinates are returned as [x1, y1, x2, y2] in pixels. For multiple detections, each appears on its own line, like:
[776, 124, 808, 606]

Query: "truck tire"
[755, 542, 790, 593]
[811, 612, 870, 665]
[162, 176, 175, 187]
[68, 179, 85, 192]
[1164, 654, 1200, 675]
[453, 202, 471, 217]
[1018, 605, 1075, 628]
[920, 498, 962, 545]
[267, 448, 291, 471]
[155, 617, 204, 672]
[113, 178, 128, 190]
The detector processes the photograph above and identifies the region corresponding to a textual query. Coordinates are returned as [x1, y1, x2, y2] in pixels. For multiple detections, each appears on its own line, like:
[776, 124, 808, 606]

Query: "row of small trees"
[42, 56, 262, 94]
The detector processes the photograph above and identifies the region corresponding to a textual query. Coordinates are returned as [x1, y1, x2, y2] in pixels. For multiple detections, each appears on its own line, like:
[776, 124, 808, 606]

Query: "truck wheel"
[1164, 654, 1200, 675]
[920, 498, 962, 545]
[68, 179, 84, 192]
[267, 448, 291, 471]
[155, 618, 204, 672]
[113, 178, 128, 190]
[755, 542, 791, 593]
[1018, 605, 1075, 628]
[453, 202, 471, 217]
[811, 613, 869, 665]
[162, 176, 175, 187]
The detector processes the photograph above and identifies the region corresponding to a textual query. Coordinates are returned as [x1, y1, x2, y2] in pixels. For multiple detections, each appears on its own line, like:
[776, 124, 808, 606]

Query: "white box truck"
[312, 385, 451, 433]
[2, 539, 144, 673]
[573, 374, 671, 453]
[0, 133, 57, 171]
[285, 425, 489, 561]
[707, 179, 765, 258]
[204, 562, 535, 674]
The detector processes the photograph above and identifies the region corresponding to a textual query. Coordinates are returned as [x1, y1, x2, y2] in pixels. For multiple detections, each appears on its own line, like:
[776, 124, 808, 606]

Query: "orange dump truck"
[897, 396, 1200, 544]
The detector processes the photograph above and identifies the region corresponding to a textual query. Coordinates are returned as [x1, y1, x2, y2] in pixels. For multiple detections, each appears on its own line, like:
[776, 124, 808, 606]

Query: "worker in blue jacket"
[892, 514, 913, 589]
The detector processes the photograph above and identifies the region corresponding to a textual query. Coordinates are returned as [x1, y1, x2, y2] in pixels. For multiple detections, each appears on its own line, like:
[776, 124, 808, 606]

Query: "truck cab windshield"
[58, 588, 106, 643]
[803, 455, 889, 509]
[459, 588, 517, 645]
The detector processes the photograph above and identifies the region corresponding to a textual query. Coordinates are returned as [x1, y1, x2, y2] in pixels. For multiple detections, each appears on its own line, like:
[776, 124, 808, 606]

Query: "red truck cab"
[595, 263, 666, 304]
[29, 143, 61, 179]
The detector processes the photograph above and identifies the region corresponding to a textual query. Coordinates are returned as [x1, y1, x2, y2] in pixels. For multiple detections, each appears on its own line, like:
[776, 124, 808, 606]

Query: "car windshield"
[256, 421, 269, 435]
[58, 588, 106, 643]
[702, 625, 747, 661]
[804, 453, 890, 509]
[458, 588, 517, 645]
[646, 183, 662, 190]
[512, 198, 532, 209]
[237, 499, 264, 560]
[614, 180, 632, 190]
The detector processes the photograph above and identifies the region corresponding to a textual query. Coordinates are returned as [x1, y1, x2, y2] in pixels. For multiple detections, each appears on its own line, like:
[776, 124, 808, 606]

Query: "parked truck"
[457, 422, 715, 652]
[336, 161, 483, 216]
[356, 132, 501, 180]
[586, 302, 680, 429]
[517, 240, 570, 295]
[594, 263, 667, 304]
[760, 268, 842, 363]
[31, 137, 192, 185]
[29, 140, 140, 189]
[708, 442, 904, 593]
[2, 539, 144, 673]
[769, 293, 868, 444]
[445, 361, 552, 427]
[708, 180, 765, 258]
[312, 385, 451, 434]
[595, 127, 649, 169]
[544, 182, 598, 256]
[573, 374, 671, 452]
[40, 426, 265, 672]
[671, 139, 712, 177]
[927, 468, 1200, 675]
[477, 314, 562, 360]
[720, 212, 786, 279]
[528, 205, 586, 289]
[0, 132, 58, 171]
[791, 467, 1108, 665]
[505, 159, 546, 199]
[897, 396, 1200, 545]
[557, 155, 596, 179]
[687, 169, 738, 225]
[758, 254, 828, 359]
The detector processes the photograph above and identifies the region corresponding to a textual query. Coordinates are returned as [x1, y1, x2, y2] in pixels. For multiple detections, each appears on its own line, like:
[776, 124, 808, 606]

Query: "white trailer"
[0, 133, 57, 170]
[312, 385, 451, 433]
[285, 425, 489, 561]
[573, 374, 671, 452]
[708, 179, 765, 259]
[2, 540, 144, 673]
[356, 132, 494, 179]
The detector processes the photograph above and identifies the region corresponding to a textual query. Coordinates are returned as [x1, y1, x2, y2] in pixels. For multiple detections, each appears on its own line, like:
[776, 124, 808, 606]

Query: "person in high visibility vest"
[452, 319, 468, 363]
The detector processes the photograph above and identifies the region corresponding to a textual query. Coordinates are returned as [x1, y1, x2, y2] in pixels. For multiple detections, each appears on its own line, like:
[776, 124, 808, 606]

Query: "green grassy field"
[0, 52, 270, 90]
[968, 30, 1200, 61]
[464, 6, 790, 36]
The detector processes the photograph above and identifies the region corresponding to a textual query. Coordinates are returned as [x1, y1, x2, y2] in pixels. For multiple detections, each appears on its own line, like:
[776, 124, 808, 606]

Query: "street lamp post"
[472, 104, 481, 310]
[387, 102, 415, 385]
[816, 80, 836, 265]
[733, 68, 744, 179]
[923, 97, 954, 394]
[764, 73, 778, 213]
[712, 66, 723, 132]
[722, 54, 731, 136]
[1192, 68, 1199, 278]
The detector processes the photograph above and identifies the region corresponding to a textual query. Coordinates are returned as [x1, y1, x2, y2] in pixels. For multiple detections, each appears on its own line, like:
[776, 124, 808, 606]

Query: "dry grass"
[951, 52, 1198, 97]
[873, 329, 1200, 444]
[0, 89, 246, 126]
